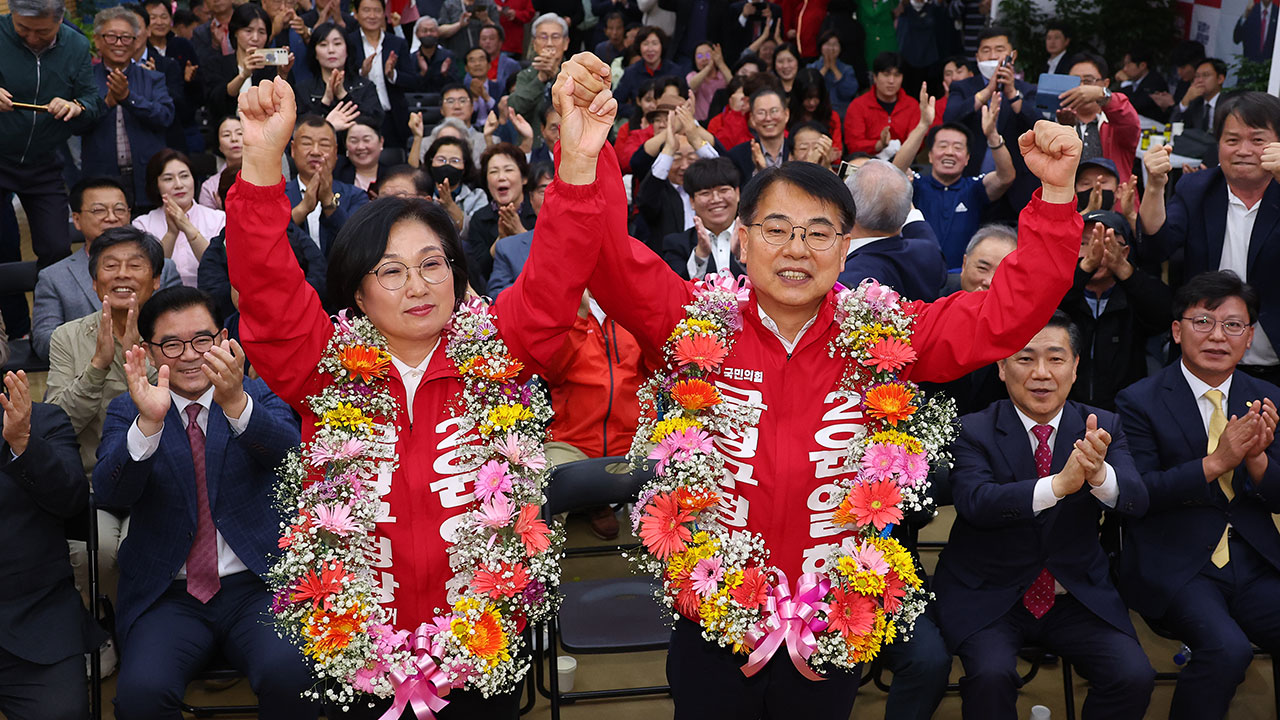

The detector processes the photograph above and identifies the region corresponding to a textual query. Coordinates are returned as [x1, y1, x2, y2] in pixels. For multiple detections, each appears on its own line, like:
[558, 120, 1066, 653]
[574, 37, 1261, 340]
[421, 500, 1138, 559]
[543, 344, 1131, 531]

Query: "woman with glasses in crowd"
[422, 135, 486, 232]
[225, 63, 616, 716]
[134, 148, 227, 287]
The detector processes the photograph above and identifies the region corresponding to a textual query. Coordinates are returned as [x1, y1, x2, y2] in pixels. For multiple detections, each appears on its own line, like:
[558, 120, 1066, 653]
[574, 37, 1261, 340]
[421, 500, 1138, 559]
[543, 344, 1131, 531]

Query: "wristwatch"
[1100, 87, 1113, 105]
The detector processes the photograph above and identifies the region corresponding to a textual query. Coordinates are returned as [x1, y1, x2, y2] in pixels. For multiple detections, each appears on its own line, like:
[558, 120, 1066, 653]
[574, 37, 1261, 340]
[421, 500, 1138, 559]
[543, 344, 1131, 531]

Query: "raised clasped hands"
[552, 52, 617, 184]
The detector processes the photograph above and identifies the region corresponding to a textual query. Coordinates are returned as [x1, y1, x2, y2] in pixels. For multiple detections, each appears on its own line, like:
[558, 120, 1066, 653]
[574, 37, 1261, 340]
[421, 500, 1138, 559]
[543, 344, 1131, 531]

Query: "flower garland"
[629, 275, 957, 676]
[269, 300, 562, 716]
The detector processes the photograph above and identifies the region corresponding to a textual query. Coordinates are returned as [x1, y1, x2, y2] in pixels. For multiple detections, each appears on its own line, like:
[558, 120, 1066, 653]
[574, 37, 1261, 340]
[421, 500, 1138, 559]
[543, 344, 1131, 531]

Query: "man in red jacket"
[558, 52, 1086, 717]
[844, 52, 922, 157]
[1058, 51, 1141, 185]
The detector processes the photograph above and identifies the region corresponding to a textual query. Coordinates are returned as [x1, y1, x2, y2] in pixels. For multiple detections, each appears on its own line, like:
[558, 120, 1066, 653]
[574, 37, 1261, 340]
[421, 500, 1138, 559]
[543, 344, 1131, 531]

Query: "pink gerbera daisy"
[474, 460, 514, 502]
[689, 557, 725, 599]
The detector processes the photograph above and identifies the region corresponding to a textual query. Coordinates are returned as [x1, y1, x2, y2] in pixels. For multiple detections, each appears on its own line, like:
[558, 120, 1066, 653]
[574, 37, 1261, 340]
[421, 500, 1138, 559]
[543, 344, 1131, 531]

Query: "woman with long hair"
[204, 3, 290, 119]
[788, 68, 844, 159]
[771, 42, 801, 95]
[295, 21, 384, 130]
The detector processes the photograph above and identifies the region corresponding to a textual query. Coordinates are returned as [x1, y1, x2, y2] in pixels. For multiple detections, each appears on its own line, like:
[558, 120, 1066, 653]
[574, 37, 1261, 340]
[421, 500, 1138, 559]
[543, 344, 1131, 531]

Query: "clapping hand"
[202, 338, 248, 419]
[917, 83, 936, 129]
[326, 100, 360, 131]
[0, 371, 32, 456]
[124, 345, 171, 437]
[1244, 398, 1278, 481]
[1018, 120, 1083, 204]
[106, 67, 131, 106]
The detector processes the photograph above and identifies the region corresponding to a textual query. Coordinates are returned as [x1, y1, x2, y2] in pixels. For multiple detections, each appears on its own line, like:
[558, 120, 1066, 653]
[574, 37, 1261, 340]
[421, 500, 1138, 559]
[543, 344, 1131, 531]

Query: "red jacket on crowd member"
[782, 0, 830, 57]
[544, 309, 647, 457]
[615, 124, 654, 174]
[708, 108, 751, 151]
[932, 94, 948, 128]
[843, 87, 922, 155]
[224, 157, 607, 634]
[582, 142, 1083, 604]
[1086, 91, 1141, 184]
[493, 0, 535, 55]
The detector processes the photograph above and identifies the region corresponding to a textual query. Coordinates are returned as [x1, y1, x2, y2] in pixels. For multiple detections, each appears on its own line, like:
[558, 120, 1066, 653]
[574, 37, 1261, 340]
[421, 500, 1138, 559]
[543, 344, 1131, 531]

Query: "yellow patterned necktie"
[1206, 389, 1233, 567]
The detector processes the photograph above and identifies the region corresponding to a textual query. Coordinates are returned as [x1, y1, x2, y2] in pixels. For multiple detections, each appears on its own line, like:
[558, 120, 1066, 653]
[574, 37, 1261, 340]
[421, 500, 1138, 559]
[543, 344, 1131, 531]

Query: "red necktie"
[1023, 424, 1056, 619]
[184, 403, 221, 603]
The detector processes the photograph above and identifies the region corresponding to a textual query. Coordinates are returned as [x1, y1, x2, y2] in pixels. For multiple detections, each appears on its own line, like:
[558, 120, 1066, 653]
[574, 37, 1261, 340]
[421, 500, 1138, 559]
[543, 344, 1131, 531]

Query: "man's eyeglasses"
[99, 33, 137, 45]
[84, 204, 130, 219]
[535, 32, 565, 43]
[149, 334, 217, 358]
[442, 96, 471, 106]
[749, 219, 842, 251]
[1181, 315, 1250, 336]
[369, 256, 452, 290]
[752, 107, 785, 119]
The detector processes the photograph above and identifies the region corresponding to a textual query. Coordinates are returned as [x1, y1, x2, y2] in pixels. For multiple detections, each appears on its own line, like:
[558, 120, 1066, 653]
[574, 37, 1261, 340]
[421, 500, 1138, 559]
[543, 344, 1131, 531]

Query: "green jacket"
[0, 15, 105, 166]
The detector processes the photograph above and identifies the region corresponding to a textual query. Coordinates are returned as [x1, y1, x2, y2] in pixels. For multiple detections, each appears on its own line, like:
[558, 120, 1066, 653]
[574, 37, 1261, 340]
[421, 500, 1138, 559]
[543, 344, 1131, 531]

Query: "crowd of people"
[1, 0, 1280, 718]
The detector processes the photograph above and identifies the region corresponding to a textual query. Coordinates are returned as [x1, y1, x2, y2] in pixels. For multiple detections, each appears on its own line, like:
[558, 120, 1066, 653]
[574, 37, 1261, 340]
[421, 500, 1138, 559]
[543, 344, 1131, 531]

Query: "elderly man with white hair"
[507, 12, 569, 147]
[838, 158, 948, 301]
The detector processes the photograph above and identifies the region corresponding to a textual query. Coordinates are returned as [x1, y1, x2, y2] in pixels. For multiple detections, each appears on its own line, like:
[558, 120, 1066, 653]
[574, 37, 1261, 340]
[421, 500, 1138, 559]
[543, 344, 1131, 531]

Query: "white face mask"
[977, 59, 1000, 80]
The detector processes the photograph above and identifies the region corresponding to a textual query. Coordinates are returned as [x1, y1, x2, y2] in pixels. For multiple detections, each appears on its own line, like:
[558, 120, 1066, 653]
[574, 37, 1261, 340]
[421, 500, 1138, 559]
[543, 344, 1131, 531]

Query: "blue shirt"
[913, 173, 990, 269]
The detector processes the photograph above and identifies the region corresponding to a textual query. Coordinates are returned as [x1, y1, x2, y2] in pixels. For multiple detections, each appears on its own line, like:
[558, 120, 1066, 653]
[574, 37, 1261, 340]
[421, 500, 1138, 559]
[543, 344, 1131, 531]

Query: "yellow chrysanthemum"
[323, 403, 374, 434]
[868, 536, 923, 588]
[868, 430, 924, 456]
[650, 417, 704, 443]
[847, 571, 888, 597]
[670, 319, 720, 343]
[723, 570, 744, 589]
[480, 403, 535, 436]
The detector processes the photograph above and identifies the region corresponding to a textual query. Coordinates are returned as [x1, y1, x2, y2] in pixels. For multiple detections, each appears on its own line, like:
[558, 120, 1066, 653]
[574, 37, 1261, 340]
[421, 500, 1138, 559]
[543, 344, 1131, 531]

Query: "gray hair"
[95, 6, 144, 35]
[532, 12, 568, 37]
[965, 224, 1018, 255]
[415, 16, 438, 31]
[845, 159, 912, 235]
[10, 0, 64, 17]
[419, 117, 482, 165]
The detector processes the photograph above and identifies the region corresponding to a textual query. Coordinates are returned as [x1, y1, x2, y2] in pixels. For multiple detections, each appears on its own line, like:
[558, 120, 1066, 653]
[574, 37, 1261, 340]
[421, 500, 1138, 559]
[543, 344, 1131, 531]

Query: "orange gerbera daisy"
[639, 493, 694, 559]
[673, 334, 728, 372]
[454, 607, 508, 665]
[339, 345, 390, 383]
[670, 379, 722, 412]
[466, 355, 524, 381]
[729, 566, 770, 610]
[863, 338, 917, 373]
[848, 480, 903, 530]
[673, 486, 719, 514]
[305, 606, 365, 659]
[291, 561, 348, 610]
[827, 586, 876, 638]
[864, 383, 917, 426]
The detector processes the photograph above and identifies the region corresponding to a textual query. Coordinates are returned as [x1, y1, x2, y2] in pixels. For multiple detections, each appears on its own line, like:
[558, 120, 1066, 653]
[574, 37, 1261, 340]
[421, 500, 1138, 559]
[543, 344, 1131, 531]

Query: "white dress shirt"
[687, 220, 738, 279]
[1220, 187, 1278, 365]
[845, 234, 892, 259]
[1045, 51, 1067, 75]
[296, 177, 323, 250]
[652, 143, 720, 232]
[390, 337, 441, 424]
[127, 386, 254, 578]
[1180, 360, 1234, 436]
[757, 303, 819, 355]
[362, 30, 393, 111]
[1015, 405, 1120, 514]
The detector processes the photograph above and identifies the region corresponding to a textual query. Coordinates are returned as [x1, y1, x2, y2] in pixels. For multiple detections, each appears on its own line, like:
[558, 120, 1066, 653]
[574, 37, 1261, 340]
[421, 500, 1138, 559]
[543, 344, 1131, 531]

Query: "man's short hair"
[748, 87, 786, 112]
[977, 26, 1013, 47]
[1174, 271, 1260, 325]
[1045, 18, 1071, 39]
[9, 0, 64, 17]
[845, 159, 912, 234]
[943, 55, 973, 72]
[467, 46, 490, 62]
[123, 3, 149, 27]
[293, 113, 336, 138]
[538, 101, 558, 125]
[1125, 45, 1153, 68]
[1214, 90, 1280, 140]
[138, 286, 221, 343]
[1199, 57, 1229, 78]
[70, 177, 128, 212]
[441, 82, 475, 100]
[735, 53, 764, 74]
[415, 16, 438, 32]
[1170, 40, 1205, 69]
[603, 10, 625, 25]
[532, 12, 568, 37]
[656, 75, 690, 99]
[173, 8, 199, 26]
[479, 22, 504, 41]
[95, 5, 144, 34]
[872, 51, 903, 75]
[926, 122, 972, 153]
[965, 224, 1017, 255]
[740, 162, 856, 234]
[1067, 51, 1108, 79]
[1044, 310, 1082, 358]
[683, 157, 741, 196]
[528, 161, 555, 190]
[88, 226, 165, 279]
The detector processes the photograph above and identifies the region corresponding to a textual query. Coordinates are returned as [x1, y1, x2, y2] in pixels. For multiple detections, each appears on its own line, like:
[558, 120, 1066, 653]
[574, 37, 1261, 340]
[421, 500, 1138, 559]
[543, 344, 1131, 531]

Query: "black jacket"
[660, 227, 746, 279]
[464, 200, 537, 295]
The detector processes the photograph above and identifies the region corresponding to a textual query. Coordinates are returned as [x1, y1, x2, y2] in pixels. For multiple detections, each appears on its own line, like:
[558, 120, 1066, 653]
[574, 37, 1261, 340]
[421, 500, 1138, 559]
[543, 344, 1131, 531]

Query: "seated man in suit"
[636, 110, 720, 252]
[94, 287, 315, 718]
[45, 226, 166, 619]
[935, 311, 1155, 720]
[0, 369, 101, 720]
[1171, 58, 1227, 134]
[31, 177, 181, 359]
[1116, 46, 1172, 123]
[287, 115, 370, 257]
[82, 7, 174, 205]
[1140, 91, 1280, 385]
[840, 159, 947, 301]
[660, 157, 745, 280]
[1117, 271, 1280, 720]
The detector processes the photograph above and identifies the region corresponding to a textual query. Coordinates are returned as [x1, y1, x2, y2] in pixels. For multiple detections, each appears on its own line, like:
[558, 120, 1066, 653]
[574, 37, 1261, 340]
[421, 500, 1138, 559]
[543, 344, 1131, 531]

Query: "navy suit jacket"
[1141, 168, 1280, 352]
[487, 229, 531, 299]
[839, 229, 947, 302]
[92, 379, 300, 643]
[944, 75, 1040, 216]
[81, 63, 174, 202]
[346, 31, 419, 137]
[0, 402, 101, 664]
[933, 400, 1148, 650]
[1116, 363, 1280, 618]
[660, 227, 746, 280]
[284, 178, 370, 256]
[1234, 1, 1279, 61]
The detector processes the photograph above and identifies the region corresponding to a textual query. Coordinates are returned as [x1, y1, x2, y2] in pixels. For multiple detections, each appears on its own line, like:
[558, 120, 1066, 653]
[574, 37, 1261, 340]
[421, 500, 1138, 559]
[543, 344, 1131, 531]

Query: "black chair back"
[544, 457, 653, 518]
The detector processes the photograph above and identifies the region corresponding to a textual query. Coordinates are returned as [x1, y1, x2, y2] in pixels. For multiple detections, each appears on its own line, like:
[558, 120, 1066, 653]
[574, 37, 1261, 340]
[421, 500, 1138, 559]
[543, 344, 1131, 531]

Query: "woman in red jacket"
[224, 66, 617, 718]
[557, 56, 1086, 718]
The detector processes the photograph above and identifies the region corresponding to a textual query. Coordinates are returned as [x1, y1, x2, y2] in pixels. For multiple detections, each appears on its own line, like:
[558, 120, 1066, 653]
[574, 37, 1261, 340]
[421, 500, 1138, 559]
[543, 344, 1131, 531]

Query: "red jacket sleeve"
[844, 96, 876, 154]
[225, 176, 333, 410]
[1104, 92, 1141, 182]
[493, 149, 609, 378]
[905, 190, 1083, 383]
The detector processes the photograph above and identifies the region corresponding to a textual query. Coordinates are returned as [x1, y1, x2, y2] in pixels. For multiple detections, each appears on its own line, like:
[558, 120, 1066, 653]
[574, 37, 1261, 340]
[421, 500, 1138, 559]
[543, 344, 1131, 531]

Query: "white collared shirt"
[390, 337, 441, 424]
[1045, 51, 1067, 75]
[1220, 187, 1277, 365]
[1180, 360, 1235, 436]
[126, 385, 254, 578]
[363, 30, 393, 111]
[844, 234, 893, 259]
[687, 219, 739, 279]
[296, 177, 323, 249]
[1012, 404, 1119, 514]
[652, 143, 720, 232]
[757, 303, 819, 354]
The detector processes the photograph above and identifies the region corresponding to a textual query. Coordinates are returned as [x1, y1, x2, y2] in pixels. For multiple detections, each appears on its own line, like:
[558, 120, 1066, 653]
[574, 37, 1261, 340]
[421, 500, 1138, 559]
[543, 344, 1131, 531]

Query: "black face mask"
[419, 35, 438, 50]
[430, 164, 463, 188]
[1077, 188, 1115, 212]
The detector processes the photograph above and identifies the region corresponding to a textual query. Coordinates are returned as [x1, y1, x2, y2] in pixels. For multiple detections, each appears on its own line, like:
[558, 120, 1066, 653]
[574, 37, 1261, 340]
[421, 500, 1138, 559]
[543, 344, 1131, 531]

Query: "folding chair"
[535, 457, 671, 719]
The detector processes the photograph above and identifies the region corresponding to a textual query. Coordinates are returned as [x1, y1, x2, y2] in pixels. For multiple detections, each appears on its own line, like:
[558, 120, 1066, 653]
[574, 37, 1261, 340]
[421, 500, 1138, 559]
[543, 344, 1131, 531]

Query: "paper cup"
[557, 656, 578, 693]
[1148, 135, 1165, 149]
[1172, 121, 1185, 137]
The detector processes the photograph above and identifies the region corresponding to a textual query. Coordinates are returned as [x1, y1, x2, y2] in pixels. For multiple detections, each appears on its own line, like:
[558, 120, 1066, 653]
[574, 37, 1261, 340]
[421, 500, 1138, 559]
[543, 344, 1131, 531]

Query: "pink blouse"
[133, 203, 227, 287]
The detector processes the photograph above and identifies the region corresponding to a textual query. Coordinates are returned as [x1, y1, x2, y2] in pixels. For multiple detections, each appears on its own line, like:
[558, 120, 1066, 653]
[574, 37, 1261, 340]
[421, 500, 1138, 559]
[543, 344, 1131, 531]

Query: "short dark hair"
[293, 113, 336, 139]
[683, 157, 741, 196]
[656, 75, 689, 99]
[372, 164, 432, 196]
[466, 45, 489, 62]
[425, 135, 478, 186]
[480, 142, 528, 191]
[138, 286, 221, 344]
[1199, 57, 1228, 78]
[352, 0, 384, 11]
[228, 2, 270, 50]
[71, 176, 127, 212]
[144, 148, 192, 206]
[943, 55, 973, 72]
[1214, 90, 1280, 140]
[1125, 45, 1153, 68]
[739, 162, 856, 233]
[478, 22, 504, 41]
[122, 2, 149, 27]
[1043, 310, 1082, 357]
[735, 53, 764, 74]
[872, 51, 903, 75]
[1067, 51, 1108, 79]
[89, 226, 165, 279]
[603, 10, 624, 25]
[788, 120, 831, 138]
[1170, 40, 1205, 69]
[172, 8, 198, 26]
[527, 161, 555, 191]
[441, 82, 474, 100]
[816, 29, 840, 49]
[538, 101, 559, 125]
[326, 199, 469, 315]
[1045, 18, 1071, 38]
[977, 26, 1014, 47]
[633, 25, 668, 57]
[926, 122, 972, 153]
[141, 0, 171, 15]
[748, 86, 786, 113]
[1174, 270, 1260, 325]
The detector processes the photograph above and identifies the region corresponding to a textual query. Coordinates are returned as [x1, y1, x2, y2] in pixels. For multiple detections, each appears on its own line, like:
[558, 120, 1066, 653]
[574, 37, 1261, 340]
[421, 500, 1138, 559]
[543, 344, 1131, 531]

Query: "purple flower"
[270, 588, 291, 614]
[522, 579, 547, 606]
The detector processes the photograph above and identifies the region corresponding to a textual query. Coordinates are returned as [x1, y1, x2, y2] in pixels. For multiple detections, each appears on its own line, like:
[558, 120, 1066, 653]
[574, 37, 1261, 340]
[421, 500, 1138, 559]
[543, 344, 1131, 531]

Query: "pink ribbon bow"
[379, 625, 453, 720]
[741, 571, 831, 682]
[697, 271, 752, 302]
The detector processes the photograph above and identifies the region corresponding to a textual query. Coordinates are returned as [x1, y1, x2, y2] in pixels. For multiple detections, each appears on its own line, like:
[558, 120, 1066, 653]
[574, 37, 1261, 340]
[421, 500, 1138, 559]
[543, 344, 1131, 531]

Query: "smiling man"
[286, 114, 369, 255]
[555, 51, 1085, 718]
[660, 156, 744, 279]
